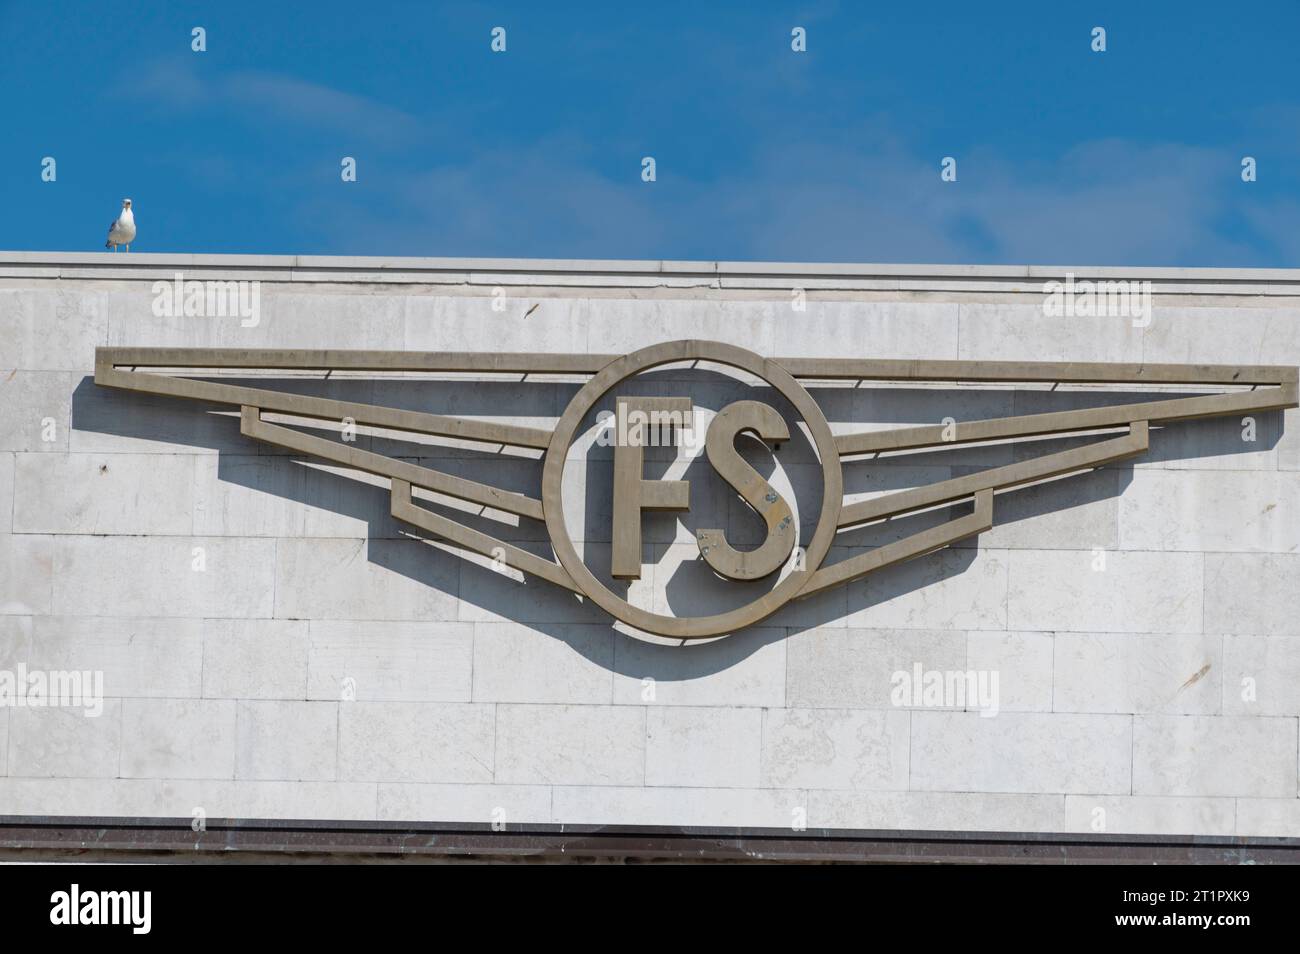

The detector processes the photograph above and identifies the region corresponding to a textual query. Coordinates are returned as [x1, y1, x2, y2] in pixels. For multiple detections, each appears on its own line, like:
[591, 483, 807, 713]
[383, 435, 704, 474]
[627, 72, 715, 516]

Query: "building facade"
[1, 253, 1298, 857]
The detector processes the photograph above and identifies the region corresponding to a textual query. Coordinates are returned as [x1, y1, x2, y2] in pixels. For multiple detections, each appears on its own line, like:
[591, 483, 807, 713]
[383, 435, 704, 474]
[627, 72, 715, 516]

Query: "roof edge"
[3, 251, 1299, 292]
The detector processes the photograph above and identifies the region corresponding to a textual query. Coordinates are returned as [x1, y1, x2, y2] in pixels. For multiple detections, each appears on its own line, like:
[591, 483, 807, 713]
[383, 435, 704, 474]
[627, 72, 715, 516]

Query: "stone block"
[0, 536, 53, 616]
[0, 453, 12, 533]
[774, 301, 959, 360]
[52, 536, 275, 618]
[1222, 634, 1300, 717]
[495, 704, 644, 785]
[958, 302, 1143, 363]
[306, 619, 472, 702]
[966, 630, 1054, 712]
[0, 287, 107, 371]
[471, 622, 613, 704]
[848, 548, 1009, 631]
[1119, 470, 1300, 553]
[1205, 553, 1300, 637]
[1053, 633, 1221, 715]
[274, 538, 459, 621]
[337, 702, 495, 783]
[235, 700, 338, 781]
[551, 784, 802, 827]
[785, 627, 967, 709]
[404, 294, 587, 355]
[120, 699, 237, 780]
[1, 615, 203, 698]
[645, 706, 762, 788]
[377, 782, 552, 824]
[7, 701, 121, 778]
[203, 619, 309, 700]
[612, 627, 786, 708]
[910, 711, 1132, 794]
[1133, 715, 1297, 797]
[1008, 549, 1202, 634]
[0, 372, 75, 453]
[14, 453, 195, 535]
[761, 708, 910, 790]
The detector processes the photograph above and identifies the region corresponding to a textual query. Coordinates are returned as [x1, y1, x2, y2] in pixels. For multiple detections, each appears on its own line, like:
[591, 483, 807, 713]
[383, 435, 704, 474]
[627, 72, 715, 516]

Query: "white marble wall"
[1, 260, 1298, 837]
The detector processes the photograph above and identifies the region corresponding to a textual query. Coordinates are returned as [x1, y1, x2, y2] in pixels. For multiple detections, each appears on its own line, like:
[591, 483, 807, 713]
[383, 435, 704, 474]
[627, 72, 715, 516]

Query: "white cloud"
[319, 132, 1279, 265]
[117, 58, 423, 147]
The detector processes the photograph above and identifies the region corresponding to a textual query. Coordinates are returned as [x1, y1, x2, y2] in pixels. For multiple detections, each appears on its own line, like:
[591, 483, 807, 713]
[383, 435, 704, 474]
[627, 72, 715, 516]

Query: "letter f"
[610, 397, 692, 579]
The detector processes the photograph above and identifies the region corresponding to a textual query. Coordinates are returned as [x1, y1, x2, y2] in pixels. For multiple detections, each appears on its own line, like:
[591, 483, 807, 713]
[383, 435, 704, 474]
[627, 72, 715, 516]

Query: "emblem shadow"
[69, 367, 1281, 680]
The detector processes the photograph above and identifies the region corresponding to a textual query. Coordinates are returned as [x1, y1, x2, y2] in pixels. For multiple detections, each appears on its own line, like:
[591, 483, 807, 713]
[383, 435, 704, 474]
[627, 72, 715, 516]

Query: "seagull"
[105, 199, 136, 252]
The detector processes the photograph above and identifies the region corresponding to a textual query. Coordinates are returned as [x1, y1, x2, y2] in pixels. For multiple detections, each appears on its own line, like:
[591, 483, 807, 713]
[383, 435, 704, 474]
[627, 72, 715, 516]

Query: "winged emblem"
[94, 341, 1297, 639]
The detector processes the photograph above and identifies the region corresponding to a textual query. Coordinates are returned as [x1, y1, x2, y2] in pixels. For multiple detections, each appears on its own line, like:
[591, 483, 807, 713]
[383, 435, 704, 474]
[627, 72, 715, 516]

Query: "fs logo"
[95, 340, 1296, 639]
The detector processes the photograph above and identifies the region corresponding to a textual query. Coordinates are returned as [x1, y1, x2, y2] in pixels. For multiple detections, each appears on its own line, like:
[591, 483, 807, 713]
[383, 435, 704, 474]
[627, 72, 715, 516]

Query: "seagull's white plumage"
[106, 199, 136, 251]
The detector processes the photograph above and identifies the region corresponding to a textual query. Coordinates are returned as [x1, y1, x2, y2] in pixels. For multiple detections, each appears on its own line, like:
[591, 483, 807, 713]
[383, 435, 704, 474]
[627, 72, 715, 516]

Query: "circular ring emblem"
[542, 340, 843, 639]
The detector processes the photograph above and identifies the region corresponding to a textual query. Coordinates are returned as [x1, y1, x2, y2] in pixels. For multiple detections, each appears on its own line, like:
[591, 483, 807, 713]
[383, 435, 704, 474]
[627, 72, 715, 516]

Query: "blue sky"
[3, 0, 1298, 265]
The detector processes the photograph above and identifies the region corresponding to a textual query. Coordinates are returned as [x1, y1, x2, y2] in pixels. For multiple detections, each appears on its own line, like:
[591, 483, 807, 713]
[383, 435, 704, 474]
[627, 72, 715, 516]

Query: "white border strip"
[1, 251, 1298, 294]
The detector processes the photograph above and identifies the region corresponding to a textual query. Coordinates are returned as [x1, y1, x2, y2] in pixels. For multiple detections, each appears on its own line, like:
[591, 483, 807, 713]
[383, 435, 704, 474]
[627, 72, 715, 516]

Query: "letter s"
[696, 400, 794, 580]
